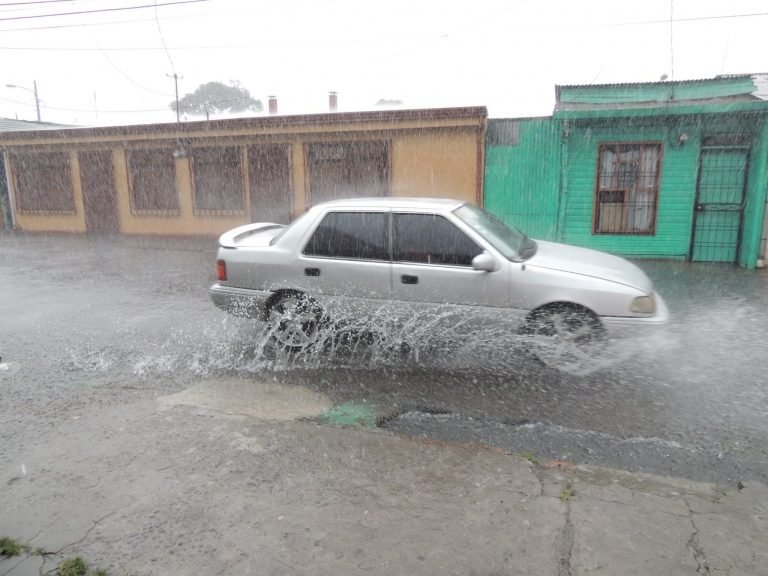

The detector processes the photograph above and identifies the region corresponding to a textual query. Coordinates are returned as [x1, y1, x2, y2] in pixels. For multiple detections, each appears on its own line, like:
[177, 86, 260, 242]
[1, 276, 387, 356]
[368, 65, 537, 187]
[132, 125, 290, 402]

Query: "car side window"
[393, 213, 482, 266]
[304, 211, 389, 260]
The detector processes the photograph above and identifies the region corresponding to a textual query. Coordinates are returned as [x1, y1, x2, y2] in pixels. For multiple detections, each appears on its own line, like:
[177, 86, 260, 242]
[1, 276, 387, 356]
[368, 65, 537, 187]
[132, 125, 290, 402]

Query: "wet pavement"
[2, 232, 768, 575]
[1, 232, 768, 489]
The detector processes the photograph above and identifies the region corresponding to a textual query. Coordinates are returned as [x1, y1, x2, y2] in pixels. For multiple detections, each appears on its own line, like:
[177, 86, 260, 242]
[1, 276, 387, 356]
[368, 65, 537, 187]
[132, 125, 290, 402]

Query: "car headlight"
[631, 293, 656, 314]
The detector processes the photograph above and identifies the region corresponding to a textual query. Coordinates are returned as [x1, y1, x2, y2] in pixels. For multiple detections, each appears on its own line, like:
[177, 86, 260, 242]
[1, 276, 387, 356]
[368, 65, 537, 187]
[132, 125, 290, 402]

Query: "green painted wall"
[483, 118, 561, 239]
[559, 115, 768, 265]
[484, 72, 768, 267]
[560, 122, 699, 259]
[742, 118, 768, 267]
[484, 112, 768, 267]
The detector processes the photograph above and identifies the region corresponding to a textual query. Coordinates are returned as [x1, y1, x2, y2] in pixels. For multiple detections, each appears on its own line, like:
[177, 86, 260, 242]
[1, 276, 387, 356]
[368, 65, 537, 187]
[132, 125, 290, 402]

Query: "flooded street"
[2, 234, 767, 485]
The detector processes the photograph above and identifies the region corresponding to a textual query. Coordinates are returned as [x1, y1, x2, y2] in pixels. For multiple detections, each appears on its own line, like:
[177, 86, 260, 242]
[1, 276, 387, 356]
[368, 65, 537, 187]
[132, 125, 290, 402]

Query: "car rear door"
[299, 209, 392, 318]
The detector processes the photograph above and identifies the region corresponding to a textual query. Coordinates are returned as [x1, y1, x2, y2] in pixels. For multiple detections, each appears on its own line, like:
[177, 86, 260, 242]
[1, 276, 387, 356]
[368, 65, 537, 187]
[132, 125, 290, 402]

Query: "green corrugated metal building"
[484, 75, 768, 268]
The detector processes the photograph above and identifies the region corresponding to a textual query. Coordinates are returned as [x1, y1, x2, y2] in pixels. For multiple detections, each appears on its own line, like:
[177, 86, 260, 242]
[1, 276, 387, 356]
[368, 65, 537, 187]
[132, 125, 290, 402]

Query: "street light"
[5, 81, 41, 122]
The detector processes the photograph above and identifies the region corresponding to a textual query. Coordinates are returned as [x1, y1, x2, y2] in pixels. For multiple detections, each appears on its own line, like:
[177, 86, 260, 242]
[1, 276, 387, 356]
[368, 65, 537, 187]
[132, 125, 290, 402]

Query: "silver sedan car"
[210, 197, 668, 368]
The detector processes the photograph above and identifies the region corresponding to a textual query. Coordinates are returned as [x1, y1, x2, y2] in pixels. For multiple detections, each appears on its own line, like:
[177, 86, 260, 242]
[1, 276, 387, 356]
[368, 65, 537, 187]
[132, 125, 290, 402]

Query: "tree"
[170, 81, 263, 119]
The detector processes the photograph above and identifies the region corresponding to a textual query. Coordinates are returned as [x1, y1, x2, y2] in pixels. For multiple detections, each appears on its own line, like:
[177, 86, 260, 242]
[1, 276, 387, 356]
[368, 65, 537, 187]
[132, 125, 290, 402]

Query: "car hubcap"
[529, 310, 605, 368]
[269, 295, 321, 349]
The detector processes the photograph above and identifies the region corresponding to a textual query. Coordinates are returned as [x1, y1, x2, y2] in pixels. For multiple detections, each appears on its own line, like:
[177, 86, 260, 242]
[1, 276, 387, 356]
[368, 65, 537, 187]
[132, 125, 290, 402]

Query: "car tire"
[265, 291, 326, 353]
[522, 304, 606, 371]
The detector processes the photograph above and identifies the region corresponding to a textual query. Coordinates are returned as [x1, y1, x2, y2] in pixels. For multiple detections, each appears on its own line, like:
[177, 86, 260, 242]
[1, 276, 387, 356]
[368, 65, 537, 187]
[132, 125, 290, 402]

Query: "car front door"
[390, 212, 514, 331]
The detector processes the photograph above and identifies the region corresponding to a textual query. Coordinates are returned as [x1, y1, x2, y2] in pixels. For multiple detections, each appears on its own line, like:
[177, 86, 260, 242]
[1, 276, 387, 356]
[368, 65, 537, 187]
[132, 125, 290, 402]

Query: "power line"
[612, 10, 768, 27]
[4, 8, 760, 35]
[0, 0, 208, 21]
[0, 11, 200, 32]
[154, 0, 177, 74]
[0, 95, 167, 113]
[0, 0, 97, 5]
[1, 93, 262, 114]
[670, 0, 675, 83]
[0, 38, 406, 50]
[81, 15, 174, 98]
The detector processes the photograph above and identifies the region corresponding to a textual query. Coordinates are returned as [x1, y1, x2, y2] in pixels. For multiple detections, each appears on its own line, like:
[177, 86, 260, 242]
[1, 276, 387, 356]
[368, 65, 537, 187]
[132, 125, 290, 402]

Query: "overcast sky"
[1, 0, 766, 126]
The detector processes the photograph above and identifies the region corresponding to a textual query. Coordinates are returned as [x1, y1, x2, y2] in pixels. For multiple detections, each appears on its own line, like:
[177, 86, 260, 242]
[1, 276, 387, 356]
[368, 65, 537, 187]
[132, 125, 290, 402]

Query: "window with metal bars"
[594, 143, 661, 234]
[192, 146, 245, 214]
[10, 151, 75, 214]
[127, 149, 180, 215]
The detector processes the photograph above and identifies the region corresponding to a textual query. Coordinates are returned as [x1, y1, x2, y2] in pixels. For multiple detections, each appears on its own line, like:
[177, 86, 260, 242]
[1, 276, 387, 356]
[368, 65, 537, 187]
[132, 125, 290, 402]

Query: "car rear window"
[303, 211, 389, 260]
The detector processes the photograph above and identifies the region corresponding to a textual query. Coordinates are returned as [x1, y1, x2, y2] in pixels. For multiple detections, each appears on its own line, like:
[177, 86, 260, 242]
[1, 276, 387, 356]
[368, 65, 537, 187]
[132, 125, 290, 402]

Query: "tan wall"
[2, 109, 485, 236]
[390, 129, 479, 204]
[12, 151, 86, 233]
[115, 151, 249, 236]
[292, 143, 307, 215]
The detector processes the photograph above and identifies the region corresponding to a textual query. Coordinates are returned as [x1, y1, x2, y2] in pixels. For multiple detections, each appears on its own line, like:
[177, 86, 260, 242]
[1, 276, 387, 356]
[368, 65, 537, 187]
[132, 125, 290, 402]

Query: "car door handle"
[401, 274, 418, 285]
[304, 267, 321, 277]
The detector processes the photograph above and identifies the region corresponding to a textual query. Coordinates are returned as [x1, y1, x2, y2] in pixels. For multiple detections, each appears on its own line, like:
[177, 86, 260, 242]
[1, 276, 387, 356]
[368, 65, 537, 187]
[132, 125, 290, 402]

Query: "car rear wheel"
[522, 305, 606, 372]
[266, 291, 325, 353]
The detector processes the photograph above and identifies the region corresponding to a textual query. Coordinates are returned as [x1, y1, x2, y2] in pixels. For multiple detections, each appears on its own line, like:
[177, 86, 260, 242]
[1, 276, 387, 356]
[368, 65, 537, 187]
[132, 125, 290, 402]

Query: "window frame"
[190, 145, 246, 216]
[126, 148, 180, 216]
[10, 151, 76, 215]
[302, 210, 390, 262]
[305, 140, 390, 204]
[392, 211, 484, 267]
[592, 142, 663, 235]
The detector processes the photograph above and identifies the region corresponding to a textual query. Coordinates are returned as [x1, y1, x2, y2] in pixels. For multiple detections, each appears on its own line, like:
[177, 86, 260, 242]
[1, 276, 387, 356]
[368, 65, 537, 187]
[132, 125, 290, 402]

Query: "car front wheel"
[522, 305, 606, 372]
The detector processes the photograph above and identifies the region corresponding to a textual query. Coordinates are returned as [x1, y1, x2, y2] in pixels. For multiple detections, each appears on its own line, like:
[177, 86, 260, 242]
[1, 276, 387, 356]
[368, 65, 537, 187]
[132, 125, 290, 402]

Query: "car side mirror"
[471, 252, 496, 272]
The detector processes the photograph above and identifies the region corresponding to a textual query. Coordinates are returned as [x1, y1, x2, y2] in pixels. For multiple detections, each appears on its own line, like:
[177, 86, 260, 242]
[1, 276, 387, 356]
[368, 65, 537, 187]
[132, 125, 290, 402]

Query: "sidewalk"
[1, 378, 766, 576]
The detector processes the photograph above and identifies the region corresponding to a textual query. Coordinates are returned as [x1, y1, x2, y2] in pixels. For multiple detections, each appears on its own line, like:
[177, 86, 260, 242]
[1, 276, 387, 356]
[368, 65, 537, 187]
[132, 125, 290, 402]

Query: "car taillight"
[216, 259, 227, 281]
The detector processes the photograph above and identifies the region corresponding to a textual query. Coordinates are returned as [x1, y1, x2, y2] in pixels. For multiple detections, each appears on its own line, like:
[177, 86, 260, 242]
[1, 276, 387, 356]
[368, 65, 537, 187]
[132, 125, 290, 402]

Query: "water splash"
[64, 300, 673, 379]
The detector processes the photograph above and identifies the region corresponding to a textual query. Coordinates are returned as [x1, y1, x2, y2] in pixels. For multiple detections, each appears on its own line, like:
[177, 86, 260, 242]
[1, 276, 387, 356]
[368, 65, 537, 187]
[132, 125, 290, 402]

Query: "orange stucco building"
[0, 107, 487, 236]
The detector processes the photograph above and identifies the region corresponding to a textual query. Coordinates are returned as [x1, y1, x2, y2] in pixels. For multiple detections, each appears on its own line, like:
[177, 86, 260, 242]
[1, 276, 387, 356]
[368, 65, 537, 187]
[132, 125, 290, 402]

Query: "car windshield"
[453, 203, 537, 261]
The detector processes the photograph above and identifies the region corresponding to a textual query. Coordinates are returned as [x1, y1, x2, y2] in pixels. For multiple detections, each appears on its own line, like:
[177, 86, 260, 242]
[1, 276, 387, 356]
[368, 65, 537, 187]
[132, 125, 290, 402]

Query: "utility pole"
[32, 80, 40, 122]
[5, 81, 41, 122]
[168, 73, 182, 122]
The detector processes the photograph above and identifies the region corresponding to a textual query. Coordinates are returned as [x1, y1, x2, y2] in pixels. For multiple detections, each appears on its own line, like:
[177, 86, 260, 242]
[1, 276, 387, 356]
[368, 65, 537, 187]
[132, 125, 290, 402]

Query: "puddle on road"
[0, 361, 20, 377]
[157, 375, 333, 420]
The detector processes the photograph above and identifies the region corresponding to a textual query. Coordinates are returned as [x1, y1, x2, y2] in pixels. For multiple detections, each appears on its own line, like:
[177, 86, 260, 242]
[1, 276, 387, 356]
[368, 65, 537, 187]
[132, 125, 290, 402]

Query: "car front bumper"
[209, 283, 272, 319]
[600, 291, 670, 339]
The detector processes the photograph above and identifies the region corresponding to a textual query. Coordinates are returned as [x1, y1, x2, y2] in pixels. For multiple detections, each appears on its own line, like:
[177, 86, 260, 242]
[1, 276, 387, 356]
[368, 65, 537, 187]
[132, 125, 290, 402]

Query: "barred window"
[192, 146, 244, 213]
[127, 149, 179, 214]
[594, 143, 661, 235]
[11, 151, 75, 213]
[307, 141, 388, 203]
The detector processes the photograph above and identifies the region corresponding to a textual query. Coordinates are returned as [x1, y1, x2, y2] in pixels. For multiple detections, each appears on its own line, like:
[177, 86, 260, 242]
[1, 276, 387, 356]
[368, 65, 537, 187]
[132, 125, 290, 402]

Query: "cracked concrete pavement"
[2, 375, 766, 576]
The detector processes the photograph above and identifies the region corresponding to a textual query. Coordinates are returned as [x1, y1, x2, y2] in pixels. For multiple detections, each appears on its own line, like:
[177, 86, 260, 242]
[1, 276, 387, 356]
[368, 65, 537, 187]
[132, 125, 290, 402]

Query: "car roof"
[309, 197, 467, 212]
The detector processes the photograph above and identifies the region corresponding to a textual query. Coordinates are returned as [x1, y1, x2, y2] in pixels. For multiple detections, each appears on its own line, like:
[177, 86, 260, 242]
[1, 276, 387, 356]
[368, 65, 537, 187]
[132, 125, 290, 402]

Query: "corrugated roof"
[0, 106, 487, 142]
[0, 117, 75, 132]
[555, 75, 758, 90]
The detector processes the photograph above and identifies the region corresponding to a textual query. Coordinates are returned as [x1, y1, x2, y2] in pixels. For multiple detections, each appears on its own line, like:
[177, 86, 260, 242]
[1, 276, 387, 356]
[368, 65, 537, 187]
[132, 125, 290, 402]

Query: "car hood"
[526, 240, 653, 292]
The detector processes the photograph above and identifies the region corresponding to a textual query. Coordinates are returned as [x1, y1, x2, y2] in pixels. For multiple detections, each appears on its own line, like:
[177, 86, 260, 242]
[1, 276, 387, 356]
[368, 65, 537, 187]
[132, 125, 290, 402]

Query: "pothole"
[157, 375, 333, 420]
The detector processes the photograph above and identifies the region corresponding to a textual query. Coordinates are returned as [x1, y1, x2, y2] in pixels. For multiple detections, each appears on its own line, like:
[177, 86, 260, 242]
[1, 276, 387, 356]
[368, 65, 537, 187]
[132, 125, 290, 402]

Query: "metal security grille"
[690, 146, 749, 263]
[594, 143, 661, 234]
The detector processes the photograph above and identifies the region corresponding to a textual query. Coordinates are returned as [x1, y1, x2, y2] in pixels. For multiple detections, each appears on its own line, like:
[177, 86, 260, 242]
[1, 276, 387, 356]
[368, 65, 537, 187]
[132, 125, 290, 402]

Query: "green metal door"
[690, 146, 749, 262]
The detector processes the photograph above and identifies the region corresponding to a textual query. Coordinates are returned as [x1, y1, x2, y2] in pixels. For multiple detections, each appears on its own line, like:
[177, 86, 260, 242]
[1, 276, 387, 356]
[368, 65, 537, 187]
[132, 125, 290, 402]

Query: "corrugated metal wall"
[483, 118, 561, 239]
